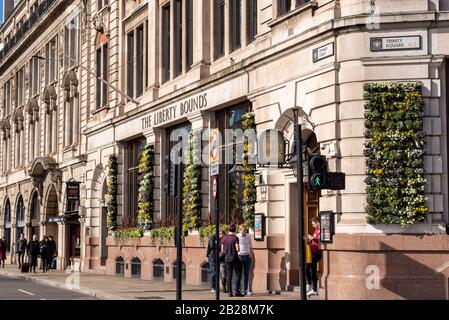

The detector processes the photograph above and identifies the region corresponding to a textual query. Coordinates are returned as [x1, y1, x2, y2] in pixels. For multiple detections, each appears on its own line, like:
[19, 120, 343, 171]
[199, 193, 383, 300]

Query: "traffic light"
[308, 155, 328, 191]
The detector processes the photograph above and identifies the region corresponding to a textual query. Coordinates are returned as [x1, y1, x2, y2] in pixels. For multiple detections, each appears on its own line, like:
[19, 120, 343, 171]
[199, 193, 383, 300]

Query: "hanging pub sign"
[66, 181, 80, 202]
[254, 213, 266, 241]
[319, 211, 335, 243]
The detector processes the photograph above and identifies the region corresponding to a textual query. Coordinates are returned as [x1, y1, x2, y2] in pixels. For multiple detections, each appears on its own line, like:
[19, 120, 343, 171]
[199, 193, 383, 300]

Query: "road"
[0, 275, 97, 300]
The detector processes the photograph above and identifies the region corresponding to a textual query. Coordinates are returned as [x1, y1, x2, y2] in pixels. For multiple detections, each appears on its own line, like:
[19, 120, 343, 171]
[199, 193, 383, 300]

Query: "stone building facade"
[1, 0, 449, 299]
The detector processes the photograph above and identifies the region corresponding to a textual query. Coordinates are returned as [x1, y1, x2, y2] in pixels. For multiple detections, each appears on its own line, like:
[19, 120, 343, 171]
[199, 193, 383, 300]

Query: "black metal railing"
[0, 0, 55, 61]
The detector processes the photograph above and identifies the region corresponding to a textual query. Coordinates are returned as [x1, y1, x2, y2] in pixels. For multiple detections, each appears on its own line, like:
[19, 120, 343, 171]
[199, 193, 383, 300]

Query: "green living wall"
[364, 82, 428, 226]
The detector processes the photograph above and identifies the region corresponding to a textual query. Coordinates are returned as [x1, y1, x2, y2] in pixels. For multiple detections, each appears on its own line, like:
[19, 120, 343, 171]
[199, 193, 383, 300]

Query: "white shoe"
[211, 289, 216, 293]
[246, 291, 252, 296]
[306, 284, 312, 293]
[307, 290, 318, 297]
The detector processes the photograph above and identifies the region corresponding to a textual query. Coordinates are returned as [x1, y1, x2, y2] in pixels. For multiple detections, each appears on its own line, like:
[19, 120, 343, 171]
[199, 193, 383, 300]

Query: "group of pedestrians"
[26, 235, 57, 273]
[206, 223, 253, 297]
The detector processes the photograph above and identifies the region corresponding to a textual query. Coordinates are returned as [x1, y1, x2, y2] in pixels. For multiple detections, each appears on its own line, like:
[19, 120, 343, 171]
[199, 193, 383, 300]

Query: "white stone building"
[1, 0, 449, 299]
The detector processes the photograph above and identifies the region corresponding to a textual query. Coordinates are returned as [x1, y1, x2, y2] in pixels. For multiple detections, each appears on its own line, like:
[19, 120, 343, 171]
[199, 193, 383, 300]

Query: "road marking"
[18, 289, 35, 296]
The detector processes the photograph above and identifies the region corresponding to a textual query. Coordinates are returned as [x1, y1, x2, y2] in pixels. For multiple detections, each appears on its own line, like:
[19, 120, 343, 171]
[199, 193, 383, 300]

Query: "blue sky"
[0, 0, 4, 25]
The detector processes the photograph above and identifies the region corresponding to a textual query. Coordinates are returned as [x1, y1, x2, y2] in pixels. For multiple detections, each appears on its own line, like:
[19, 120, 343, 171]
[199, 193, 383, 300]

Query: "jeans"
[306, 252, 322, 291]
[29, 256, 38, 273]
[208, 257, 217, 289]
[17, 252, 25, 267]
[225, 260, 242, 295]
[239, 255, 251, 293]
[41, 257, 49, 272]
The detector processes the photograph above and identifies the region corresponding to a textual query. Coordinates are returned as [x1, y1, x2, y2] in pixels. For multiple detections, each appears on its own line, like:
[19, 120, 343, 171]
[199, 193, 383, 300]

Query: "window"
[131, 257, 142, 278]
[162, 123, 191, 226]
[153, 259, 165, 280]
[115, 257, 125, 276]
[29, 56, 40, 97]
[45, 37, 58, 84]
[162, 5, 171, 83]
[216, 102, 251, 224]
[16, 68, 25, 107]
[172, 261, 186, 281]
[229, 0, 242, 52]
[186, 0, 193, 69]
[126, 22, 147, 99]
[96, 43, 109, 109]
[213, 0, 225, 59]
[16, 195, 25, 239]
[30, 191, 40, 240]
[3, 79, 12, 116]
[174, 0, 183, 77]
[64, 15, 80, 69]
[4, 199, 11, 252]
[247, 0, 257, 43]
[98, 0, 109, 10]
[125, 137, 146, 227]
[278, 0, 291, 16]
[14, 110, 24, 168]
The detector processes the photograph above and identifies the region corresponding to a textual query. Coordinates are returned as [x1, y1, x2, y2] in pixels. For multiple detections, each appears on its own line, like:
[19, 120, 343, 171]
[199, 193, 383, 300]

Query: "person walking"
[206, 229, 227, 293]
[27, 235, 40, 273]
[237, 224, 253, 296]
[39, 236, 49, 273]
[306, 217, 323, 296]
[218, 230, 227, 293]
[221, 223, 243, 297]
[0, 238, 6, 268]
[47, 236, 57, 271]
[16, 234, 28, 270]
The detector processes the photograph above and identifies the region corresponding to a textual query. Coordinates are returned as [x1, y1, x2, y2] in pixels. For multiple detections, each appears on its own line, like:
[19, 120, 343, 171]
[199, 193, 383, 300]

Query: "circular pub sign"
[212, 176, 218, 199]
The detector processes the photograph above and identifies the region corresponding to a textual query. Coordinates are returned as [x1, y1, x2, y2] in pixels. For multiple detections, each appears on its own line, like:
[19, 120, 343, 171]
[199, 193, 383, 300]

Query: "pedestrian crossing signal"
[308, 155, 327, 191]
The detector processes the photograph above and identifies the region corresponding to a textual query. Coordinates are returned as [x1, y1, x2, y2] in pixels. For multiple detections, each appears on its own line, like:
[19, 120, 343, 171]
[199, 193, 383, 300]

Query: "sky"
[0, 0, 3, 25]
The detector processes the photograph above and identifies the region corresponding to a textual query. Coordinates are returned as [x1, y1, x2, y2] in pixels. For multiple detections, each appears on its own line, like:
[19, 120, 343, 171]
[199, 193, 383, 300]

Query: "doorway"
[287, 182, 320, 288]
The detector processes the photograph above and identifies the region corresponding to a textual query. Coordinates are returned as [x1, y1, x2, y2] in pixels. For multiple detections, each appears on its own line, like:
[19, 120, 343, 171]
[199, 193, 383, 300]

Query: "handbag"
[306, 245, 312, 264]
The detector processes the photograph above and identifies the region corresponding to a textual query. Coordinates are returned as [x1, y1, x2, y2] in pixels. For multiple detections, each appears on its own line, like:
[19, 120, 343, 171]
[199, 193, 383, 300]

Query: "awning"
[48, 212, 79, 223]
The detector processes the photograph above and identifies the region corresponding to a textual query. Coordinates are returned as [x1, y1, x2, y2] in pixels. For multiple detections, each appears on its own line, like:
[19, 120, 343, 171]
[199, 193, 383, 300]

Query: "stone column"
[241, 0, 248, 47]
[57, 221, 66, 271]
[224, 0, 230, 56]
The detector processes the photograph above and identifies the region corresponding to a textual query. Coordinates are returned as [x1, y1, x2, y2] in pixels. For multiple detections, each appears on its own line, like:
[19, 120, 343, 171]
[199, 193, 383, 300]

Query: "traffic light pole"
[293, 109, 307, 301]
[176, 163, 183, 301]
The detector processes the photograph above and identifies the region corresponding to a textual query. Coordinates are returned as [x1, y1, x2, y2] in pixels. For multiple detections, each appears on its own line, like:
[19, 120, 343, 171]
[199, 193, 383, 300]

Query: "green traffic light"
[314, 176, 321, 186]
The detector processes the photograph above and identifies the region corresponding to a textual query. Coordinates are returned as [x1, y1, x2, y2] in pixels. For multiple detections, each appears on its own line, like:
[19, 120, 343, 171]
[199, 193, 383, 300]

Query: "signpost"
[312, 42, 334, 62]
[370, 36, 421, 51]
[319, 211, 335, 243]
[210, 129, 220, 301]
[254, 213, 265, 241]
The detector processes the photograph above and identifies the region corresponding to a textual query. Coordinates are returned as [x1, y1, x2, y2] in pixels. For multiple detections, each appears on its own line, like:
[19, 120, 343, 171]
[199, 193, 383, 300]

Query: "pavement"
[0, 264, 321, 300]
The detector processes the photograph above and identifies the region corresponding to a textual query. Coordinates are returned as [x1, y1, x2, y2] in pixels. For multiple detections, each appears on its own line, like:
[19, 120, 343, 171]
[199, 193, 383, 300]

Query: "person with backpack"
[221, 223, 243, 297]
[27, 235, 40, 273]
[16, 234, 28, 270]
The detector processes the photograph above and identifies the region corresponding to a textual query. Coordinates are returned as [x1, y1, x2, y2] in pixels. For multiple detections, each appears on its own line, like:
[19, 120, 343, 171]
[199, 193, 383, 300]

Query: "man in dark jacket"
[27, 235, 40, 273]
[47, 236, 57, 271]
[16, 234, 28, 269]
[39, 236, 49, 272]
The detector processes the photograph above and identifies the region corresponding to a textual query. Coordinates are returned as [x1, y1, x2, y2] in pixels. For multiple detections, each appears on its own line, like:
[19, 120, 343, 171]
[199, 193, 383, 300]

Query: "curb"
[0, 269, 134, 300]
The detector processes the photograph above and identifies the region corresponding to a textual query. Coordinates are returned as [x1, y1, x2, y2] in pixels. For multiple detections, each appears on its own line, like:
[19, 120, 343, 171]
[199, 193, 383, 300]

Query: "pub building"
[1, 0, 449, 299]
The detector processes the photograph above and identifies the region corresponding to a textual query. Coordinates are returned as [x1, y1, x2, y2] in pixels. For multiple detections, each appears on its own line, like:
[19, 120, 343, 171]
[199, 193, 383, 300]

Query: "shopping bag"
[306, 245, 312, 264]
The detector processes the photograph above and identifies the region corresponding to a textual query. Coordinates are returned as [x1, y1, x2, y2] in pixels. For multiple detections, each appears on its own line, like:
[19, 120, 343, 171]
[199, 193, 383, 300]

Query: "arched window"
[27, 98, 40, 161]
[43, 86, 57, 155]
[30, 191, 40, 239]
[115, 257, 125, 276]
[153, 259, 165, 281]
[131, 257, 141, 278]
[16, 195, 25, 242]
[4, 199, 11, 252]
[1, 118, 11, 173]
[172, 260, 186, 281]
[201, 261, 211, 285]
[62, 71, 79, 148]
[13, 92, 25, 168]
